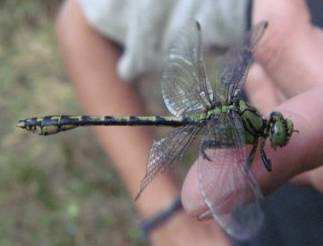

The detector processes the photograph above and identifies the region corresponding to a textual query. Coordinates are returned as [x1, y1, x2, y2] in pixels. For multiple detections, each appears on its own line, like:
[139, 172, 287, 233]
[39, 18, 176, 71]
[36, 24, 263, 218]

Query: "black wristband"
[139, 196, 183, 239]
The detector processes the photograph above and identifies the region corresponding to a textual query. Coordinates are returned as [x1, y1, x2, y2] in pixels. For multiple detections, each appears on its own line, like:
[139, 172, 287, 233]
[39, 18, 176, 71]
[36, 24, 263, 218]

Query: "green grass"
[0, 1, 147, 245]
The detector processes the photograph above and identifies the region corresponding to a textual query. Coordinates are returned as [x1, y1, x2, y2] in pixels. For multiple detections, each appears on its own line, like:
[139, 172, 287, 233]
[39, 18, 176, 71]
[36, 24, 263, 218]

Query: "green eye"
[269, 115, 293, 148]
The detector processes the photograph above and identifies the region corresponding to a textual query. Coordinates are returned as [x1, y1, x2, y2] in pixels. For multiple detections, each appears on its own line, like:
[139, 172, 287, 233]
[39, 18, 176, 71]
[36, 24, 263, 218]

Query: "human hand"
[150, 211, 229, 246]
[181, 0, 323, 218]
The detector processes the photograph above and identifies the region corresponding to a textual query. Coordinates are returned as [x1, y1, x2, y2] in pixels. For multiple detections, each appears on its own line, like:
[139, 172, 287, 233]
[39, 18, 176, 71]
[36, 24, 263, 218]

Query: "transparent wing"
[161, 21, 218, 117]
[198, 112, 264, 240]
[217, 21, 268, 102]
[135, 125, 201, 200]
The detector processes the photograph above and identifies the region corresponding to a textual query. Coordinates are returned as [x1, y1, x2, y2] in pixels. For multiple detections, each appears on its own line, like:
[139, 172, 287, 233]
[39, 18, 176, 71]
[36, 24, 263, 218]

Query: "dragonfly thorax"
[204, 104, 235, 119]
[237, 100, 294, 148]
[237, 100, 267, 145]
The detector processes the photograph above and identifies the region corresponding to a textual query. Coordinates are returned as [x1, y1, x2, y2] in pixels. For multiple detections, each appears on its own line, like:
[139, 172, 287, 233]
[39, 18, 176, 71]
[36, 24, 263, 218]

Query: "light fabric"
[78, 0, 248, 81]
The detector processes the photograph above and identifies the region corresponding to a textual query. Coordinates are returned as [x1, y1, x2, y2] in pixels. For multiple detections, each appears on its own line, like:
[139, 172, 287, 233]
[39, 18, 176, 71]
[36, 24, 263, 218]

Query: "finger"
[291, 166, 323, 193]
[253, 0, 323, 96]
[246, 63, 283, 115]
[257, 86, 323, 193]
[181, 160, 207, 216]
[290, 172, 311, 186]
[182, 85, 323, 216]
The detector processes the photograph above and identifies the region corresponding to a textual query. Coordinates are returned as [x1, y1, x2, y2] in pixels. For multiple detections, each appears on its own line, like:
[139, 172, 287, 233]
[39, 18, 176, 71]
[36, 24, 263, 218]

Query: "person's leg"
[56, 2, 231, 244]
[56, 0, 178, 217]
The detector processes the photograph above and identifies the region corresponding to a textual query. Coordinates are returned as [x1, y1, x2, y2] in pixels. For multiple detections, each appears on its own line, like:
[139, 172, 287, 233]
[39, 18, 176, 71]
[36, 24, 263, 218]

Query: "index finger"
[181, 85, 323, 216]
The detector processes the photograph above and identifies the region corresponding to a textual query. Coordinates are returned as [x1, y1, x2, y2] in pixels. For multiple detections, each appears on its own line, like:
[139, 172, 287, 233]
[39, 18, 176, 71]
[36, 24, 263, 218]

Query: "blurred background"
[2, 1, 323, 246]
[0, 1, 152, 245]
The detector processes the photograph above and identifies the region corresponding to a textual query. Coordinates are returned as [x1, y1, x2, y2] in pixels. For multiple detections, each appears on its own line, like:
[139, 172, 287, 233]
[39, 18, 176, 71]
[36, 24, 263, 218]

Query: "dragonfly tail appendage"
[16, 116, 78, 136]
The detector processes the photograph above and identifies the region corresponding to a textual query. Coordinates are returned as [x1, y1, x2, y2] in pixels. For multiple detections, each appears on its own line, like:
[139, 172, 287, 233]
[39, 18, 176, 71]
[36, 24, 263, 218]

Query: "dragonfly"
[17, 21, 295, 240]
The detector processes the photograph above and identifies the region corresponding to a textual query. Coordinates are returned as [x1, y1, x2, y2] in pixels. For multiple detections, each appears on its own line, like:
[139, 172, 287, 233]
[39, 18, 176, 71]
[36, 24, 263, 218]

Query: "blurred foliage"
[0, 1, 146, 245]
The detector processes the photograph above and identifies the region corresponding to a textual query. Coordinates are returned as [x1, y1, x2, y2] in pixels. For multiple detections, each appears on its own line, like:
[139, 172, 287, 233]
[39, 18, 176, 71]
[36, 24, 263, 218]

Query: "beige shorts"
[78, 0, 248, 81]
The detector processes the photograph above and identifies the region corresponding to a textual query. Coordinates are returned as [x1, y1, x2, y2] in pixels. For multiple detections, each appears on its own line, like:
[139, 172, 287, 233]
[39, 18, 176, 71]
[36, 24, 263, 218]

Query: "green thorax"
[237, 100, 266, 144]
[188, 100, 267, 145]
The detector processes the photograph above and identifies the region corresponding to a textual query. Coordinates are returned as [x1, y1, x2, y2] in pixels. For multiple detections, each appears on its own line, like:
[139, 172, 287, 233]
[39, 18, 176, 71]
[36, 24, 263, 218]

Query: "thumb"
[257, 86, 323, 193]
[181, 85, 323, 216]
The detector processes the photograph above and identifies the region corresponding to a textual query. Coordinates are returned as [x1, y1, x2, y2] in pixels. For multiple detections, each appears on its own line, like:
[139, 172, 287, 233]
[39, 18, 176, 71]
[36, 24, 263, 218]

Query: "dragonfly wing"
[161, 21, 218, 117]
[218, 21, 268, 102]
[135, 125, 201, 200]
[198, 112, 264, 240]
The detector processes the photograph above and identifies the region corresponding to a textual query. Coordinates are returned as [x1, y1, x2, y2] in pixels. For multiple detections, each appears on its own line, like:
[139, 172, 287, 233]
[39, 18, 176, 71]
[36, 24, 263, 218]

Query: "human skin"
[57, 0, 229, 245]
[57, 0, 323, 243]
[182, 0, 323, 218]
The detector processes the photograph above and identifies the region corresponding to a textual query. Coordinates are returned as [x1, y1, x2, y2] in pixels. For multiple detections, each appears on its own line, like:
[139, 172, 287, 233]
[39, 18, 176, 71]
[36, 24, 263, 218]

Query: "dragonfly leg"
[200, 138, 235, 161]
[259, 138, 272, 171]
[200, 140, 224, 161]
[200, 141, 212, 161]
[246, 142, 258, 169]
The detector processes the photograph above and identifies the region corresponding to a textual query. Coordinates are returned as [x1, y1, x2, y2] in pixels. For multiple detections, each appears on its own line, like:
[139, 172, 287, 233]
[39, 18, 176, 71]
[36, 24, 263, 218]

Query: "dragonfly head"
[268, 112, 294, 149]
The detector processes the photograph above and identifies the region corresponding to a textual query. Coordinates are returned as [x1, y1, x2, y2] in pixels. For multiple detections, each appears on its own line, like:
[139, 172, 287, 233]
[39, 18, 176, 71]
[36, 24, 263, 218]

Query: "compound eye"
[270, 123, 275, 136]
[270, 111, 277, 118]
[270, 111, 283, 120]
[271, 121, 288, 147]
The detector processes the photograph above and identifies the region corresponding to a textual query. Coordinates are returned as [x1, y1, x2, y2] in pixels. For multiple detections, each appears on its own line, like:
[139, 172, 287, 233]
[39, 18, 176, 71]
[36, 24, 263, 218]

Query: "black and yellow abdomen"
[16, 115, 200, 136]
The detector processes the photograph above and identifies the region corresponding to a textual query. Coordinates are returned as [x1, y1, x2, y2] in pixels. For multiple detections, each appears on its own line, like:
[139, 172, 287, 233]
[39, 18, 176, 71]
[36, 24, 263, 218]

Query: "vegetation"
[0, 1, 147, 245]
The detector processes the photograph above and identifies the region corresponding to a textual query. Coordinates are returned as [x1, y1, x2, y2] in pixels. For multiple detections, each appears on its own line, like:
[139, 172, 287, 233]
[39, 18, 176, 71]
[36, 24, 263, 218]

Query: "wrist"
[149, 210, 186, 242]
[139, 196, 182, 239]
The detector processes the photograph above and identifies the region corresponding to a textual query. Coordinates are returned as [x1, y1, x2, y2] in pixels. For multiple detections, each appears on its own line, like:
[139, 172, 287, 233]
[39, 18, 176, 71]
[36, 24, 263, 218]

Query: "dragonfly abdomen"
[17, 115, 200, 136]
